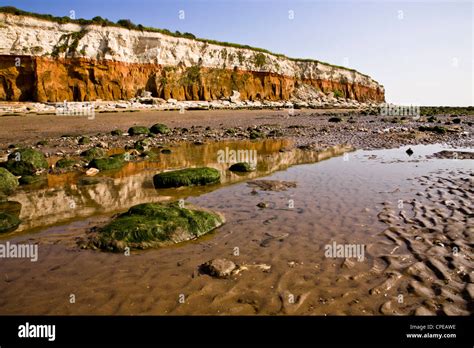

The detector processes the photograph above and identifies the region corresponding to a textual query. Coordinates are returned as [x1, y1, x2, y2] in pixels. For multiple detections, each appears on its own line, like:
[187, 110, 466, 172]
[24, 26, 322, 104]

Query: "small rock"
[200, 258, 236, 278]
[85, 168, 99, 176]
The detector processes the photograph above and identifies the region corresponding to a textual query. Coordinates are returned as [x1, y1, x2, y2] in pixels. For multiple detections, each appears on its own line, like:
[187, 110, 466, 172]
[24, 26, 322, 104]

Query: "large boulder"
[0, 211, 21, 233]
[153, 167, 220, 188]
[85, 202, 225, 251]
[4, 148, 48, 176]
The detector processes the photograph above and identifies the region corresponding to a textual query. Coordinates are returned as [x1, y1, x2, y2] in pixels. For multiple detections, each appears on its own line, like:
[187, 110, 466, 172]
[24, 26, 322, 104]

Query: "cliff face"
[0, 13, 385, 103]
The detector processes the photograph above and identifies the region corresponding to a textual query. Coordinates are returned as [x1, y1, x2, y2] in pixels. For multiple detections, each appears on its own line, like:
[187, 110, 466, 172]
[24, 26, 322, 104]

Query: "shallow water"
[0, 141, 472, 315]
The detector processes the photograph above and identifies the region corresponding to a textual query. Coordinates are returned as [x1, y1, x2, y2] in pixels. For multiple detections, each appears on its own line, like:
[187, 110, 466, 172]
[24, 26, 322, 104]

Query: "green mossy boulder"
[111, 129, 123, 136]
[153, 167, 220, 188]
[88, 156, 125, 171]
[0, 168, 19, 198]
[80, 147, 106, 161]
[55, 158, 77, 169]
[229, 162, 256, 173]
[4, 148, 48, 176]
[0, 211, 21, 233]
[128, 126, 150, 136]
[150, 123, 171, 134]
[87, 202, 225, 251]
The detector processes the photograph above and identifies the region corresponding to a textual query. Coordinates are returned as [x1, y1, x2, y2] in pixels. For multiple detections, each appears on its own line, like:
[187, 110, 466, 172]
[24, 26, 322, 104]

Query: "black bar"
[0, 316, 472, 346]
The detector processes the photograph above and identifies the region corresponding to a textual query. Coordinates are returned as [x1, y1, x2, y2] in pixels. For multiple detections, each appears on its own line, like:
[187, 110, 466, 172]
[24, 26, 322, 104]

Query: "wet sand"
[0, 143, 472, 315]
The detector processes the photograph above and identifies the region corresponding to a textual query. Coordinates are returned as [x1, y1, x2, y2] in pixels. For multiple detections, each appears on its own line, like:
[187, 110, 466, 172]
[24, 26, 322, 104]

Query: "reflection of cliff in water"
[7, 139, 352, 233]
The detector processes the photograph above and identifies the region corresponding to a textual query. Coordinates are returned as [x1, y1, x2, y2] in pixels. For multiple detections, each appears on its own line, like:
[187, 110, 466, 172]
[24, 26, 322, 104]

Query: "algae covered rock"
[153, 167, 220, 188]
[88, 155, 125, 171]
[150, 123, 171, 135]
[87, 202, 225, 251]
[128, 126, 150, 136]
[229, 162, 255, 173]
[4, 148, 48, 176]
[55, 158, 77, 169]
[80, 147, 106, 160]
[0, 168, 19, 198]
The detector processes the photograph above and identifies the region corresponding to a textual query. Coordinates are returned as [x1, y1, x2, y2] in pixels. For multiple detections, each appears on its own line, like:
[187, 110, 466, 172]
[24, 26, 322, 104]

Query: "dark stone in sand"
[200, 258, 236, 278]
[406, 148, 414, 156]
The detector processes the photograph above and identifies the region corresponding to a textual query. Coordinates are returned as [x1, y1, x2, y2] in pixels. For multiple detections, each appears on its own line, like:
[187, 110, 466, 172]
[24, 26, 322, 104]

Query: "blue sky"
[4, 0, 473, 106]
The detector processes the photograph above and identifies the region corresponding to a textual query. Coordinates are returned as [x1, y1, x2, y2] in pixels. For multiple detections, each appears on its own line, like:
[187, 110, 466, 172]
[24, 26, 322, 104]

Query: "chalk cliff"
[0, 10, 385, 103]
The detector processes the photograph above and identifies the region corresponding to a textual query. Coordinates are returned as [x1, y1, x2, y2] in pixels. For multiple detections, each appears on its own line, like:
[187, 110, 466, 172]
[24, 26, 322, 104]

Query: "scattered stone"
[128, 126, 150, 136]
[150, 123, 171, 135]
[200, 258, 236, 278]
[85, 168, 99, 176]
[80, 147, 106, 161]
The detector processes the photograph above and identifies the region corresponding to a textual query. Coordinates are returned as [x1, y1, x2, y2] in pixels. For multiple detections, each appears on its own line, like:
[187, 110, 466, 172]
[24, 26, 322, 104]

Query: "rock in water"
[85, 202, 225, 251]
[4, 148, 48, 176]
[88, 155, 125, 171]
[153, 167, 220, 188]
[200, 258, 236, 278]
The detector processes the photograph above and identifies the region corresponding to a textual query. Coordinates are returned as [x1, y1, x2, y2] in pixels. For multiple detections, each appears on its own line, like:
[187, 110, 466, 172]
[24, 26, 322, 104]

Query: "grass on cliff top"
[0, 6, 374, 80]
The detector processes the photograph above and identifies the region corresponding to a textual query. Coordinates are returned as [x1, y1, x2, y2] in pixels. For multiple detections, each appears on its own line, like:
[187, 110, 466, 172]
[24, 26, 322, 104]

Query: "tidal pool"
[0, 141, 472, 315]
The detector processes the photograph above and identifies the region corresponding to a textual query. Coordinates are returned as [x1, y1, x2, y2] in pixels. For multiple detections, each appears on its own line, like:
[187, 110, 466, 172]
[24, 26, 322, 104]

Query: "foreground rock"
[0, 211, 21, 233]
[3, 148, 48, 176]
[83, 202, 225, 251]
[153, 167, 220, 188]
